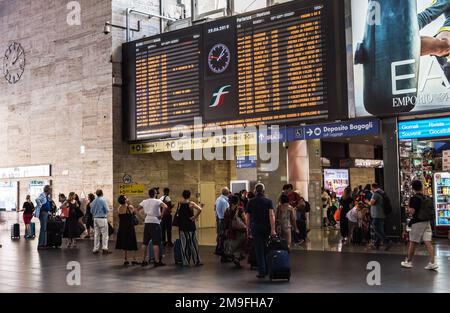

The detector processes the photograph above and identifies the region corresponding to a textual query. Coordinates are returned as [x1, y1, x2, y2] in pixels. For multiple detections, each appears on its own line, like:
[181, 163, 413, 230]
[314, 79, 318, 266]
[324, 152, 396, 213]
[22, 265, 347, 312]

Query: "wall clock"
[208, 43, 230, 74]
[3, 42, 25, 84]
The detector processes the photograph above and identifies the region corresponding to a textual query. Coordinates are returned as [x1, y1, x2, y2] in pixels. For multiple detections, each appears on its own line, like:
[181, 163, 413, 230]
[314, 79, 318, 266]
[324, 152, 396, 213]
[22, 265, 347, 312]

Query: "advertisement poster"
[323, 169, 349, 198]
[350, 0, 450, 117]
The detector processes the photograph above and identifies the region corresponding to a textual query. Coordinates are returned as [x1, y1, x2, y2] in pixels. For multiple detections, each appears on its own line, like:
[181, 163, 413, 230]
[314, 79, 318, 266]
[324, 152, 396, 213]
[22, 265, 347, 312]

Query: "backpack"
[376, 191, 393, 216]
[416, 194, 434, 222]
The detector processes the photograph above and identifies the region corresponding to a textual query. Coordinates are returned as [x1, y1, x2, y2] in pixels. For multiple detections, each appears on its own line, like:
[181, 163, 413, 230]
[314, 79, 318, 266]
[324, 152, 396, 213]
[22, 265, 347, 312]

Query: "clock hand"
[217, 49, 225, 61]
[12, 51, 23, 65]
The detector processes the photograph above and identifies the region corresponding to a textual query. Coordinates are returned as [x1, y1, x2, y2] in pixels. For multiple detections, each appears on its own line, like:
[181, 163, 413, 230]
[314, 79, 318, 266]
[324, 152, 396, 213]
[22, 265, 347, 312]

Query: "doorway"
[198, 182, 216, 229]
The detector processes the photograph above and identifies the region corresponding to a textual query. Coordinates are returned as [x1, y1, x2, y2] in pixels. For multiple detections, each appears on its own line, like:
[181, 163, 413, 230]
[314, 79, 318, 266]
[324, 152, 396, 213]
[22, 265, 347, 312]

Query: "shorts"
[143, 223, 162, 246]
[23, 214, 33, 225]
[409, 221, 432, 243]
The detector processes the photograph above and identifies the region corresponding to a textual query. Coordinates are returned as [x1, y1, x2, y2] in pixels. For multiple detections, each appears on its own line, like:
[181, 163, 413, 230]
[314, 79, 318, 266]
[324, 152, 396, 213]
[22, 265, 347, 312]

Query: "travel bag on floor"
[268, 249, 291, 281]
[173, 239, 183, 265]
[29, 222, 36, 238]
[11, 223, 20, 239]
[47, 215, 64, 248]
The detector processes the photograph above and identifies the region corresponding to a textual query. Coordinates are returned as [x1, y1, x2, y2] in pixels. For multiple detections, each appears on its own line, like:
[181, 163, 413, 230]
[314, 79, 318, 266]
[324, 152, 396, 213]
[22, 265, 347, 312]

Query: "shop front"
[398, 116, 450, 237]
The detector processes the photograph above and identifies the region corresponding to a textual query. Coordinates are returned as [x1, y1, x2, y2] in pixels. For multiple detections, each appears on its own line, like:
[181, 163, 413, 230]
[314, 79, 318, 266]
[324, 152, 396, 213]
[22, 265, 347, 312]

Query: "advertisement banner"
[349, 0, 450, 117]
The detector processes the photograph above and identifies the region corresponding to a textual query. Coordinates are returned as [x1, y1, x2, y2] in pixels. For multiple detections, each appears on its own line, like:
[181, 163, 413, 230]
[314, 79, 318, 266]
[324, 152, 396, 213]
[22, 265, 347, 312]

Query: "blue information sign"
[398, 117, 450, 140]
[293, 119, 380, 141]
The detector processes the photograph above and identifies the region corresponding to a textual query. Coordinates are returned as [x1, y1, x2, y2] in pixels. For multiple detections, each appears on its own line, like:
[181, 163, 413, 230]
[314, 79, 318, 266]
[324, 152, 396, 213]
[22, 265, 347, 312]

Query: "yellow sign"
[130, 132, 258, 155]
[118, 184, 146, 196]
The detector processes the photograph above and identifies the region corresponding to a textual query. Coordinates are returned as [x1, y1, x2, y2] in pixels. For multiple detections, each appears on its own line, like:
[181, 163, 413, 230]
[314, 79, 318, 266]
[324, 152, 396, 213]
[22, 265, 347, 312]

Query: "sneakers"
[102, 250, 112, 255]
[93, 250, 100, 255]
[424, 263, 439, 271]
[401, 260, 439, 270]
[401, 260, 413, 268]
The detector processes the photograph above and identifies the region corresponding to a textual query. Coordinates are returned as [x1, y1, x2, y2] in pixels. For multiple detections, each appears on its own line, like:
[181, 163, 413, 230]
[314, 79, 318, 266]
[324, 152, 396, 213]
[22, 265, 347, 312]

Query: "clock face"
[208, 43, 230, 74]
[3, 42, 25, 84]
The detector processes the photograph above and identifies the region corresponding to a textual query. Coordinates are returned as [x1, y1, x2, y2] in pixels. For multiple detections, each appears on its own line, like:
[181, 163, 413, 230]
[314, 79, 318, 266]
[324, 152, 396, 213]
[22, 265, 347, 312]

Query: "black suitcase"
[268, 250, 291, 281]
[47, 216, 64, 248]
[11, 223, 20, 239]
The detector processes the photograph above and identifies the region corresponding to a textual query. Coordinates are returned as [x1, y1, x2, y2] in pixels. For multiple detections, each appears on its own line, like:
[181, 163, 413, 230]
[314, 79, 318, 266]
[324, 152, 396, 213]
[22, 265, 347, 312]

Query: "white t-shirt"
[140, 198, 163, 224]
[347, 207, 359, 223]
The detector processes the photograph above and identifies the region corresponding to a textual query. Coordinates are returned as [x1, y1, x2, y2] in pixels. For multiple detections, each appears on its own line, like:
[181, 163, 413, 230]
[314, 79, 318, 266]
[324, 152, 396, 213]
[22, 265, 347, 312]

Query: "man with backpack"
[401, 180, 438, 270]
[160, 188, 174, 247]
[368, 183, 392, 251]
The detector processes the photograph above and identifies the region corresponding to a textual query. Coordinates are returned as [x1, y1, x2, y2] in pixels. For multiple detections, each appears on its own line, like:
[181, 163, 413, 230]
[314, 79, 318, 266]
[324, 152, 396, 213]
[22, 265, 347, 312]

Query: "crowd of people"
[213, 183, 311, 279]
[9, 178, 443, 275]
[320, 183, 390, 249]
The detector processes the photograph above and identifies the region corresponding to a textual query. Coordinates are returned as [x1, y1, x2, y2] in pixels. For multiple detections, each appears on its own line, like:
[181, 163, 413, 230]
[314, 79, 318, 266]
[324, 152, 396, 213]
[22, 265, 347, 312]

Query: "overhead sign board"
[398, 117, 450, 140]
[293, 119, 380, 140]
[0, 165, 51, 179]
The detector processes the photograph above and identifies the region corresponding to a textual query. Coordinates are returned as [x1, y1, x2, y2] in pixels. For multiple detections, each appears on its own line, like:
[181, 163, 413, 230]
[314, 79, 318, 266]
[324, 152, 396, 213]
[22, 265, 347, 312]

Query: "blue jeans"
[38, 211, 49, 247]
[252, 224, 270, 277]
[372, 218, 385, 247]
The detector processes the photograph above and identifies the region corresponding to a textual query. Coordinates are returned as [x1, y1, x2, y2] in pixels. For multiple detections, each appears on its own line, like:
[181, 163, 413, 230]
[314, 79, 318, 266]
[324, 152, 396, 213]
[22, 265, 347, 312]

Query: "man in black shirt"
[401, 180, 438, 270]
[245, 183, 276, 279]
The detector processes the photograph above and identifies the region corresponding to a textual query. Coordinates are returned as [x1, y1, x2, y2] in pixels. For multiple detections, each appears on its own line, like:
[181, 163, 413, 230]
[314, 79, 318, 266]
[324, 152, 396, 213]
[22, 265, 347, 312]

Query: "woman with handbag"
[226, 195, 248, 269]
[178, 190, 203, 267]
[63, 192, 84, 248]
[115, 195, 139, 266]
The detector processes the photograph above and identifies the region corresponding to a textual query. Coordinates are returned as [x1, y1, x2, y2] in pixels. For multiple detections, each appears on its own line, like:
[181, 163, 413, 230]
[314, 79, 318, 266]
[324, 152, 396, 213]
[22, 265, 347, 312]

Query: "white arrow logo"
[307, 128, 313, 136]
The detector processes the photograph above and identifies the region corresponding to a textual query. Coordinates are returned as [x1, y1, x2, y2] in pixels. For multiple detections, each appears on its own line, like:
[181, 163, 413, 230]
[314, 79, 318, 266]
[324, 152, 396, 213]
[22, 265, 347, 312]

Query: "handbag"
[334, 208, 341, 222]
[128, 206, 139, 226]
[172, 203, 181, 227]
[108, 222, 115, 236]
[61, 207, 70, 219]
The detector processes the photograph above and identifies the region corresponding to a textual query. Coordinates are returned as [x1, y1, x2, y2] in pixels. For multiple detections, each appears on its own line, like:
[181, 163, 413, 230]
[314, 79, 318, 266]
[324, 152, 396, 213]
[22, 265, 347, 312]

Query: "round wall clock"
[3, 42, 25, 84]
[208, 43, 231, 74]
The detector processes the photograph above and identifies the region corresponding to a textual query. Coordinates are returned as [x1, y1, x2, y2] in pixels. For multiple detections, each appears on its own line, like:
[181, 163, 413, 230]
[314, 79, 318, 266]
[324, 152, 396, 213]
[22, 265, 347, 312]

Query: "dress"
[85, 203, 94, 229]
[115, 208, 138, 251]
[63, 202, 84, 239]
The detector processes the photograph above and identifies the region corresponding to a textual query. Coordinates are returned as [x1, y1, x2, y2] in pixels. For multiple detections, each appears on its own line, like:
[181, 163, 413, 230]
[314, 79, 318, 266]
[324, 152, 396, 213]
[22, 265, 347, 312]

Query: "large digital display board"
[124, 0, 345, 141]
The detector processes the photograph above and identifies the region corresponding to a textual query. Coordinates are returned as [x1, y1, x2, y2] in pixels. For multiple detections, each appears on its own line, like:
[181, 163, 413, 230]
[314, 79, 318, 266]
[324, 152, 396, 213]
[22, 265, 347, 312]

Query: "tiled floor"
[0, 228, 449, 293]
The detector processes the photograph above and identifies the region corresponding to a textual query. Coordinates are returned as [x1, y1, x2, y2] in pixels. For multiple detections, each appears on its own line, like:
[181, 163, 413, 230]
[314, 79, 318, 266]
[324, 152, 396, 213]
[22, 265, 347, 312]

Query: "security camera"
[103, 22, 111, 35]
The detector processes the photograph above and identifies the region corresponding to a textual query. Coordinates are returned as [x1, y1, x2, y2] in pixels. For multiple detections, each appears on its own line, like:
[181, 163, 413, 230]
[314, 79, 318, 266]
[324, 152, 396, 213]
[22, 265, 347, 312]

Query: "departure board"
[236, 4, 327, 121]
[123, 0, 344, 142]
[128, 27, 202, 140]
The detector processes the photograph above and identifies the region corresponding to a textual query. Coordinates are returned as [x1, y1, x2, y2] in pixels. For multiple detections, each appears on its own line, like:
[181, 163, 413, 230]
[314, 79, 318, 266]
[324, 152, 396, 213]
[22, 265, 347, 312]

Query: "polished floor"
[0, 228, 449, 293]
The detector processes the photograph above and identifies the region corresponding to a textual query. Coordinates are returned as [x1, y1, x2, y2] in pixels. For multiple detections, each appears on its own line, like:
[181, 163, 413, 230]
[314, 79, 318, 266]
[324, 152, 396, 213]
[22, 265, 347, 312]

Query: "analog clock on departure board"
[3, 42, 25, 84]
[208, 43, 230, 74]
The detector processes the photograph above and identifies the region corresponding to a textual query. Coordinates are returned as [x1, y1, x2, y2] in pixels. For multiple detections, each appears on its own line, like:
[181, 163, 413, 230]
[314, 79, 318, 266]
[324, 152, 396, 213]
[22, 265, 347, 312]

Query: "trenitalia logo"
[209, 85, 231, 108]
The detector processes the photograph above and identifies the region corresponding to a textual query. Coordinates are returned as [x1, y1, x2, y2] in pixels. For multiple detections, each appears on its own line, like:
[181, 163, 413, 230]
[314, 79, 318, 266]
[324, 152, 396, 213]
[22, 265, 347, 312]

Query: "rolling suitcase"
[174, 239, 183, 265]
[29, 222, 36, 238]
[11, 223, 20, 239]
[268, 250, 291, 281]
[47, 216, 64, 248]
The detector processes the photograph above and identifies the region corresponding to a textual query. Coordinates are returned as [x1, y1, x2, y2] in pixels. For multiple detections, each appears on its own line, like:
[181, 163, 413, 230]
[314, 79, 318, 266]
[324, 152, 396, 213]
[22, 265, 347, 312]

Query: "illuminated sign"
[398, 117, 450, 140]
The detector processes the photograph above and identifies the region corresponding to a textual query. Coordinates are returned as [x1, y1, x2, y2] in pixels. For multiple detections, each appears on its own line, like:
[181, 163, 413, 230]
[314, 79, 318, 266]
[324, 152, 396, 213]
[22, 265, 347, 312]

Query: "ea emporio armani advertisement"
[350, 0, 450, 117]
